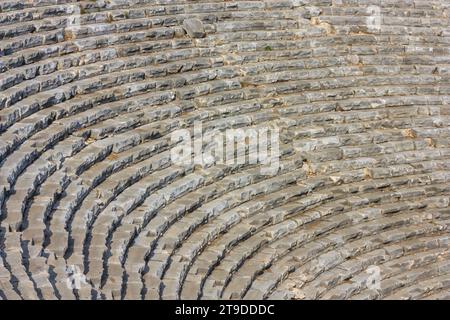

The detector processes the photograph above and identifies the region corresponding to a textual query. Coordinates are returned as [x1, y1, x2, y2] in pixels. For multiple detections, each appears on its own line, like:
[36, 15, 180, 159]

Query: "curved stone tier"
[0, 0, 449, 300]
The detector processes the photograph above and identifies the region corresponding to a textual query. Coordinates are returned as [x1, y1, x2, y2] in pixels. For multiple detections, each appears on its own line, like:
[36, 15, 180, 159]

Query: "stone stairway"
[0, 0, 449, 300]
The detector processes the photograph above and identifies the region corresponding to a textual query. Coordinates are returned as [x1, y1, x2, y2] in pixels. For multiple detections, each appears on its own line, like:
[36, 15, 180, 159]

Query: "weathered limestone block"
[182, 18, 205, 38]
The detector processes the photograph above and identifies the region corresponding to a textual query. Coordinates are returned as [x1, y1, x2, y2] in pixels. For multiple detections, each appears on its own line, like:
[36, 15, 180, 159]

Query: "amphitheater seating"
[0, 0, 449, 300]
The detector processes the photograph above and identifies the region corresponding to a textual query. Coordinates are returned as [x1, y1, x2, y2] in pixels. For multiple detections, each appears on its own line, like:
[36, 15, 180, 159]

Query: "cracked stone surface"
[0, 0, 450, 300]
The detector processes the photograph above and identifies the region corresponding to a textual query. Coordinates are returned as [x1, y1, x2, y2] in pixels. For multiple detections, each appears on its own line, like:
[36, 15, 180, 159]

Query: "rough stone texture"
[0, 0, 449, 301]
[182, 18, 205, 39]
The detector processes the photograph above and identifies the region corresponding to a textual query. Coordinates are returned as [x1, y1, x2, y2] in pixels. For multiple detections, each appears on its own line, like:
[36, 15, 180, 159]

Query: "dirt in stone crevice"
[303, 159, 316, 176]
[310, 17, 336, 35]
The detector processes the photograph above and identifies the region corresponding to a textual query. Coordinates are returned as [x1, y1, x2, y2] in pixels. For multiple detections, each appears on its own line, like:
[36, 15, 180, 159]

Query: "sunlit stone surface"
[0, 0, 449, 300]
